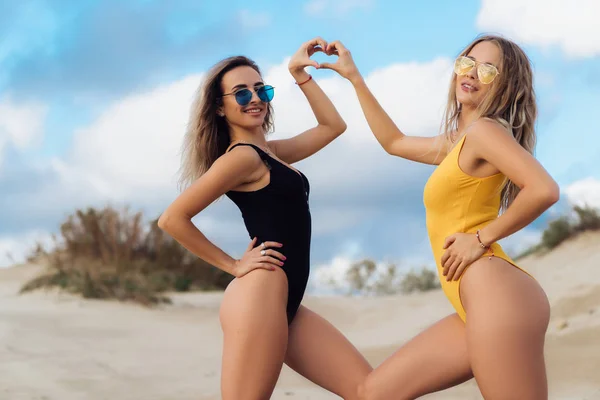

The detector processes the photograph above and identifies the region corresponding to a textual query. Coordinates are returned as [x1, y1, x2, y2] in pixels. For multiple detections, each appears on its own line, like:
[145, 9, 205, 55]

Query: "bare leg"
[461, 257, 550, 400]
[284, 306, 373, 400]
[358, 314, 473, 400]
[219, 268, 289, 400]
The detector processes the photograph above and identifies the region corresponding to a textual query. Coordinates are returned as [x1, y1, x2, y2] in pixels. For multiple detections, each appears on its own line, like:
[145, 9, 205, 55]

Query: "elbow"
[158, 211, 192, 234]
[545, 181, 561, 206]
[330, 120, 347, 136]
[157, 212, 172, 232]
[531, 181, 560, 209]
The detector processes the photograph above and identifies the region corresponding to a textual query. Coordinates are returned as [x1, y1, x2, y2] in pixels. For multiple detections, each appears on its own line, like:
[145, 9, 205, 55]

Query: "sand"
[1, 232, 599, 399]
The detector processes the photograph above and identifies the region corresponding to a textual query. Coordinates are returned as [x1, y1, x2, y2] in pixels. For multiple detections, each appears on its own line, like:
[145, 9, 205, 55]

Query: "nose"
[466, 65, 478, 81]
[249, 89, 262, 104]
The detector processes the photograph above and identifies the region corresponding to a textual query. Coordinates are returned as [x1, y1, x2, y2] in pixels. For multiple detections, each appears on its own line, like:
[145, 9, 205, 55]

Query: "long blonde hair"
[178, 56, 274, 190]
[441, 35, 537, 211]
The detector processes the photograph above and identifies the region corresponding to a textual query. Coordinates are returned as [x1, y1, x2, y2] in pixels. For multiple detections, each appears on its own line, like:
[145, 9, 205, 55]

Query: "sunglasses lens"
[454, 56, 475, 75]
[234, 89, 253, 106]
[257, 85, 275, 103]
[478, 64, 498, 84]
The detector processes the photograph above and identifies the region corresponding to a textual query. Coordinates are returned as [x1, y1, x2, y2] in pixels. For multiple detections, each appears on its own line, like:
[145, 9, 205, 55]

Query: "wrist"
[350, 74, 366, 87]
[476, 228, 494, 248]
[224, 258, 239, 277]
[289, 67, 310, 82]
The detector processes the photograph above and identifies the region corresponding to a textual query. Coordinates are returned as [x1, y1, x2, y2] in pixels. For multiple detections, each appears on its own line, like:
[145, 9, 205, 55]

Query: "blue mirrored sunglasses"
[222, 85, 275, 106]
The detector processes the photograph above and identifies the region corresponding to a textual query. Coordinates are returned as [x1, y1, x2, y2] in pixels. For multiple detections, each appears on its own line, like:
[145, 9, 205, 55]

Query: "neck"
[229, 125, 267, 147]
[457, 105, 479, 134]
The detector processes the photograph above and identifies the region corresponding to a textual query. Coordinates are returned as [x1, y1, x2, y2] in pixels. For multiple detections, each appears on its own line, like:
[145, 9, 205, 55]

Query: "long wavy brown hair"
[178, 56, 274, 190]
[441, 35, 537, 211]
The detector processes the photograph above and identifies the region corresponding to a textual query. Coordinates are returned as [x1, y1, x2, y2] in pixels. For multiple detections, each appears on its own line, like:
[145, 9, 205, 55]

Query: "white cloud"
[564, 177, 600, 209]
[304, 0, 375, 16]
[67, 74, 203, 200]
[237, 10, 271, 29]
[477, 0, 600, 58]
[0, 230, 54, 268]
[0, 96, 47, 166]
[309, 255, 357, 295]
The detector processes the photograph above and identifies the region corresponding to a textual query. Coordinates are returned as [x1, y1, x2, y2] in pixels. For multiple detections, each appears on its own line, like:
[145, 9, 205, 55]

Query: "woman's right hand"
[232, 237, 286, 278]
[320, 40, 363, 85]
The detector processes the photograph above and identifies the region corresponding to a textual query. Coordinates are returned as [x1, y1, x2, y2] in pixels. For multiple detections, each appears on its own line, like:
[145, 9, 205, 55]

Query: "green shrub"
[541, 216, 573, 249]
[573, 204, 600, 232]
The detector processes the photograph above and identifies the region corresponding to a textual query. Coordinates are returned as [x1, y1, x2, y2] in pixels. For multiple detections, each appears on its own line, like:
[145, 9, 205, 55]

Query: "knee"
[356, 375, 381, 400]
[357, 374, 415, 400]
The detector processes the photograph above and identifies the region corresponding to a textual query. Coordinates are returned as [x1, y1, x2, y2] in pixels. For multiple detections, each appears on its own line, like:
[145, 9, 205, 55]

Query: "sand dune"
[1, 232, 599, 399]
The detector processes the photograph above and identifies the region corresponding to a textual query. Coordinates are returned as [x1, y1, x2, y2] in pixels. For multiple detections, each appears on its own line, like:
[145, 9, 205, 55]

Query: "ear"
[216, 107, 225, 117]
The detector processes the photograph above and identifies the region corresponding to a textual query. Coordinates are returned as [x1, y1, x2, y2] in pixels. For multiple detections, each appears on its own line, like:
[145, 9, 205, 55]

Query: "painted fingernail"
[283, 256, 287, 260]
[280, 261, 284, 266]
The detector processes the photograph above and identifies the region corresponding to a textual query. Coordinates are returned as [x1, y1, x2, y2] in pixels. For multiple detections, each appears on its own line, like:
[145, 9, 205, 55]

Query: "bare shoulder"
[466, 118, 516, 147]
[213, 145, 264, 175]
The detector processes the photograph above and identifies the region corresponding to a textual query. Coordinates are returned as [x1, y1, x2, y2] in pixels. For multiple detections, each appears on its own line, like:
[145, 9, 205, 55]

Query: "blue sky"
[1, 1, 599, 289]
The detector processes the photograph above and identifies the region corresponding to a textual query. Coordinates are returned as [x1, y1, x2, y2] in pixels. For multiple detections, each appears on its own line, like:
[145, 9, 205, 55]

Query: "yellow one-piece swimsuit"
[423, 133, 534, 322]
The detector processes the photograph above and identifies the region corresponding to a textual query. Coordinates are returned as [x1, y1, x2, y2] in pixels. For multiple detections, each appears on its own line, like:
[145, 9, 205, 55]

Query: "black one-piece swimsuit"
[226, 143, 311, 324]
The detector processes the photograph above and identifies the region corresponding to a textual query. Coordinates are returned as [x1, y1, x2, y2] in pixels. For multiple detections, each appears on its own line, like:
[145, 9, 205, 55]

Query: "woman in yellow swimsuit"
[322, 35, 558, 399]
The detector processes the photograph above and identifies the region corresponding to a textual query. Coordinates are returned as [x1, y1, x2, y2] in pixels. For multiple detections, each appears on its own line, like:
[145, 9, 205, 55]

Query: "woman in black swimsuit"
[158, 37, 371, 399]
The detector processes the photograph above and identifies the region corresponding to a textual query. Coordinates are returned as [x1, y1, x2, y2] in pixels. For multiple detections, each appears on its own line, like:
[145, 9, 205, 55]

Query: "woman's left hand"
[288, 37, 327, 75]
[441, 233, 487, 281]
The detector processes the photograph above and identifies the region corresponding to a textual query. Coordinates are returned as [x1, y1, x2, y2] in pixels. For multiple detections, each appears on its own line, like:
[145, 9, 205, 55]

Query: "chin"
[456, 92, 480, 109]
[239, 120, 265, 131]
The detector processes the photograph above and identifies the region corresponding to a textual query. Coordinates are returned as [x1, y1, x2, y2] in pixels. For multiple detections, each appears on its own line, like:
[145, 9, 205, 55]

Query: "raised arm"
[269, 37, 347, 164]
[157, 147, 285, 277]
[320, 40, 450, 165]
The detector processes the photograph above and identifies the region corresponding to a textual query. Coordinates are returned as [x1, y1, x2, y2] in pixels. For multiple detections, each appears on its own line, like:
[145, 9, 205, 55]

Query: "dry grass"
[21, 206, 233, 305]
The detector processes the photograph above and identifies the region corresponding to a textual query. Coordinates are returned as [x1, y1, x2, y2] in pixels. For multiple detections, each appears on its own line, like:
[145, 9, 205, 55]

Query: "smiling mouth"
[461, 82, 478, 91]
[244, 108, 262, 114]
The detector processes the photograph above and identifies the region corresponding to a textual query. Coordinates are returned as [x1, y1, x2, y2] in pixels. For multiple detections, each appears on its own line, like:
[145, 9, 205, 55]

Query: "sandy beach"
[1, 232, 599, 400]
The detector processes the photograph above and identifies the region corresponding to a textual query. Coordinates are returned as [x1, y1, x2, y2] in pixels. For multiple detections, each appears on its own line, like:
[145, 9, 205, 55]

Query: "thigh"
[284, 306, 372, 400]
[219, 268, 289, 400]
[360, 314, 473, 400]
[461, 257, 550, 400]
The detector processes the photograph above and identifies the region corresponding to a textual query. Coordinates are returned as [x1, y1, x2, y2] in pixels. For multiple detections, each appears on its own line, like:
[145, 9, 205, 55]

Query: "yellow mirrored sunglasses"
[453, 56, 500, 85]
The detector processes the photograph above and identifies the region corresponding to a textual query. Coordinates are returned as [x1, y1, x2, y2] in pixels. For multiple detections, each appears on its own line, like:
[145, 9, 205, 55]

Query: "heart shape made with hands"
[290, 37, 357, 81]
[291, 38, 343, 70]
[312, 44, 343, 69]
